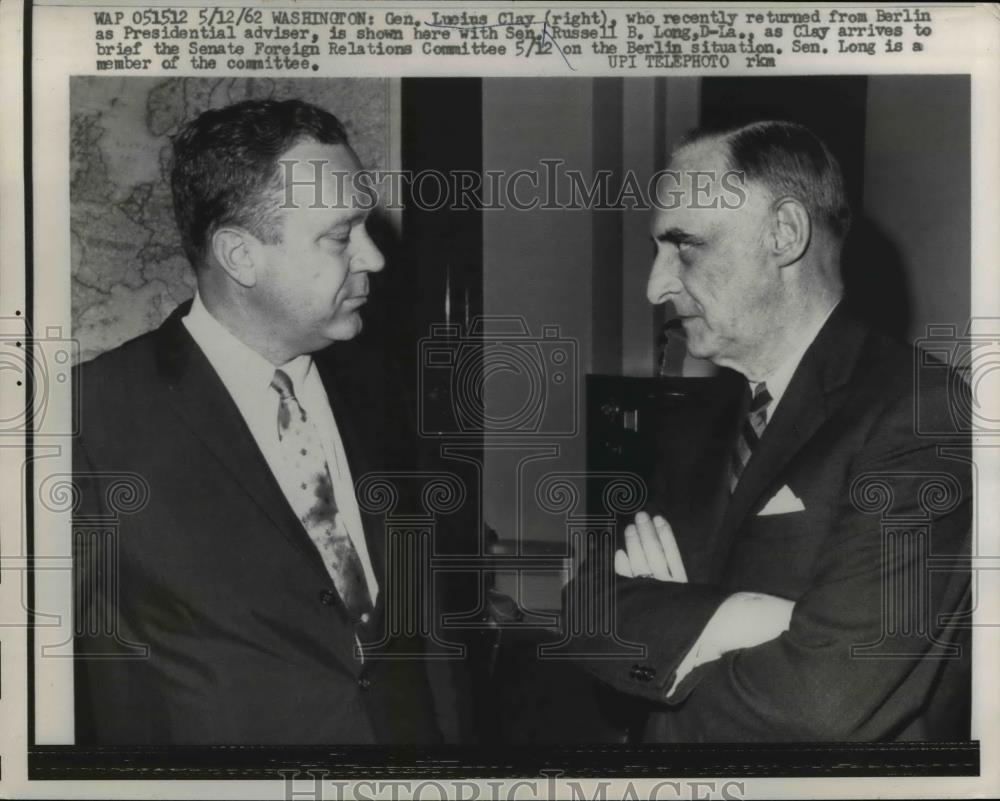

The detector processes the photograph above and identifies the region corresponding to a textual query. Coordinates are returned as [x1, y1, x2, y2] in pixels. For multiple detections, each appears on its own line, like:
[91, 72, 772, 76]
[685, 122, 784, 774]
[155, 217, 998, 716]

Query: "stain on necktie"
[304, 470, 338, 526]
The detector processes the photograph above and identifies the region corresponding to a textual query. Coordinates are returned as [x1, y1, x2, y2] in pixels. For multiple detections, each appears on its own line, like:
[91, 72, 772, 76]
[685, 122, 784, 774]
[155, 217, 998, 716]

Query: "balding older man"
[576, 121, 971, 742]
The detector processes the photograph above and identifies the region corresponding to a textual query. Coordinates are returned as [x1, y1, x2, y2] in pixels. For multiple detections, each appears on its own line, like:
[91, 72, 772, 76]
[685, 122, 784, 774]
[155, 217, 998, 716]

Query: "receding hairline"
[669, 135, 730, 168]
[670, 121, 851, 241]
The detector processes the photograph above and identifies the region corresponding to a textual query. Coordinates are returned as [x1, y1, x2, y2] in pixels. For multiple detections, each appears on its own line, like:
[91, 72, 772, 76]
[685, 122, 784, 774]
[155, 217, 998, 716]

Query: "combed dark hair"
[682, 120, 852, 241]
[170, 99, 349, 269]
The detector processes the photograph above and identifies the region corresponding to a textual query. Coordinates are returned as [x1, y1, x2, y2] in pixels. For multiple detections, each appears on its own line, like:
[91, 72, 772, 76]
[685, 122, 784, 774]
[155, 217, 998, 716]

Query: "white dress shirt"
[182, 293, 379, 604]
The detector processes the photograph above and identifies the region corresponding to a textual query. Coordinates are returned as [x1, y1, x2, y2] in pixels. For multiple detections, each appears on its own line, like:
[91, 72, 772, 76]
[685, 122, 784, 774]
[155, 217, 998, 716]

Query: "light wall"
[481, 79, 594, 560]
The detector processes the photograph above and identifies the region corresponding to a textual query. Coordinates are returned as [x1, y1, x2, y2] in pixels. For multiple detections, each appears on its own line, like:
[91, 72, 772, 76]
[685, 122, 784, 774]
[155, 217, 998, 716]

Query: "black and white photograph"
[2, 1, 999, 799]
[66, 70, 974, 743]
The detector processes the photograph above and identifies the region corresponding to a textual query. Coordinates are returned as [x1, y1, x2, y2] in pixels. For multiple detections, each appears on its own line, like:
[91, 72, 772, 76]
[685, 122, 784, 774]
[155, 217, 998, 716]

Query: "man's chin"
[683, 332, 712, 360]
[327, 312, 364, 342]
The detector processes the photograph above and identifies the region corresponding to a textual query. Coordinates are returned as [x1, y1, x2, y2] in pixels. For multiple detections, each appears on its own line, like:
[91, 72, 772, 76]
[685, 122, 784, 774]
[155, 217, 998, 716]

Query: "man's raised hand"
[614, 511, 688, 582]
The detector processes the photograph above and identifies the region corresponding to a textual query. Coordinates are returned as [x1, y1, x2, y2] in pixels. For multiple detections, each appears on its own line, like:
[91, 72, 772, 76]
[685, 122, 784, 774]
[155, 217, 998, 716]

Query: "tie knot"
[270, 369, 296, 401]
[750, 382, 772, 414]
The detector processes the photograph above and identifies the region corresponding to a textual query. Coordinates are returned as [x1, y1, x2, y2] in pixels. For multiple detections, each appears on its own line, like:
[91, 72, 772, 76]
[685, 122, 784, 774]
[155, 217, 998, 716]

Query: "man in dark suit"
[574, 121, 971, 741]
[73, 99, 440, 744]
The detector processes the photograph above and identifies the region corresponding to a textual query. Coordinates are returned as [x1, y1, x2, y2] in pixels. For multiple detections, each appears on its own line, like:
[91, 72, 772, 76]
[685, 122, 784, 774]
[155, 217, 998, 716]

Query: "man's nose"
[352, 226, 386, 274]
[646, 249, 681, 305]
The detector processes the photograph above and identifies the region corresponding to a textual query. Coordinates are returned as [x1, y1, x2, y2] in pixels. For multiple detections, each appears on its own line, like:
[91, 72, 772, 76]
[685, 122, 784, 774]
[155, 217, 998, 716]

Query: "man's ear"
[209, 226, 259, 288]
[769, 197, 811, 267]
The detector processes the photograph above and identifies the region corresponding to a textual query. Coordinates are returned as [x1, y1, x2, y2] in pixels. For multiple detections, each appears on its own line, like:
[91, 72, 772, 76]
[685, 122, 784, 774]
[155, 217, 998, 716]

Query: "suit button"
[357, 676, 371, 691]
[320, 590, 337, 606]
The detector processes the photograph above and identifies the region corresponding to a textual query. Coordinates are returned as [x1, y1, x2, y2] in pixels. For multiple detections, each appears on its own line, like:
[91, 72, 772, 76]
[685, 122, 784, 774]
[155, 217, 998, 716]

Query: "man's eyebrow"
[653, 227, 703, 245]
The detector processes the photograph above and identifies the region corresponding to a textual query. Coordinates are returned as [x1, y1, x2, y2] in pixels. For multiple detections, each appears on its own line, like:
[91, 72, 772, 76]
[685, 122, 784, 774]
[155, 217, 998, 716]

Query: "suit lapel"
[712, 305, 871, 572]
[152, 302, 333, 585]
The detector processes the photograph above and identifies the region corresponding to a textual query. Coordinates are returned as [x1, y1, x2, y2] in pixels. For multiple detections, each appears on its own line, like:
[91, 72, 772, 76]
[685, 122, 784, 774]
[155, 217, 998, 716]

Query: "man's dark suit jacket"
[575, 305, 972, 741]
[73, 302, 440, 745]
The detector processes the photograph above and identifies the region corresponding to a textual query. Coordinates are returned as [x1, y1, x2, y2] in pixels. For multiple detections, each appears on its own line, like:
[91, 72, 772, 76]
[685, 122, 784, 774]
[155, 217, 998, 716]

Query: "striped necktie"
[270, 368, 373, 624]
[729, 381, 772, 493]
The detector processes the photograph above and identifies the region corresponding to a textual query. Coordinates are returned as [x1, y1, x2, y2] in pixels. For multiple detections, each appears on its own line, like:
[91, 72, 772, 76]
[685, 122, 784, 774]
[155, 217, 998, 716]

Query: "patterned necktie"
[270, 368, 373, 624]
[729, 381, 772, 492]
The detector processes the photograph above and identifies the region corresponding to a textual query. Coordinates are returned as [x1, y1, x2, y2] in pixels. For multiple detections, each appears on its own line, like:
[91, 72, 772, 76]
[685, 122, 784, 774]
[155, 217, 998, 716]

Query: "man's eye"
[676, 241, 697, 264]
[325, 232, 350, 244]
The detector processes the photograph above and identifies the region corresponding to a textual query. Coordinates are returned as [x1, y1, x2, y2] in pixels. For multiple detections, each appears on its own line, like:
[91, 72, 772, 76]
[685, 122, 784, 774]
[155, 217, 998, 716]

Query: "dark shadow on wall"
[841, 216, 913, 344]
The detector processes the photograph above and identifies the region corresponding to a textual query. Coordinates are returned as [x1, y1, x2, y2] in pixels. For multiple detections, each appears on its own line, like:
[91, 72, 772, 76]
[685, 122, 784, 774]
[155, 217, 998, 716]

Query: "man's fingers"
[622, 514, 683, 582]
[614, 549, 634, 578]
[635, 512, 672, 580]
[653, 515, 687, 582]
[623, 524, 652, 577]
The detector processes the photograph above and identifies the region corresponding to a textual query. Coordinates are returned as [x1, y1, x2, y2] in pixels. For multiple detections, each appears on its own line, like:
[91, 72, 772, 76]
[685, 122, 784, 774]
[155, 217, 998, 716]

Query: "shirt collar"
[749, 300, 840, 413]
[183, 292, 313, 397]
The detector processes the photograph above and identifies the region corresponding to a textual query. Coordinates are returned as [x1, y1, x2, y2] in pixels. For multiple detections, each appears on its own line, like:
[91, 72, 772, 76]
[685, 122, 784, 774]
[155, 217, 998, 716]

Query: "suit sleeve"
[570, 391, 971, 740]
[563, 546, 729, 703]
